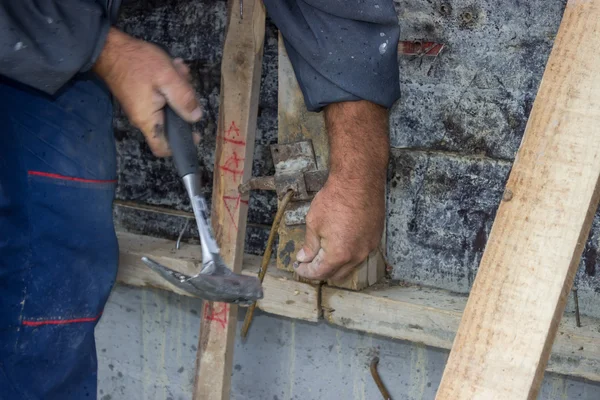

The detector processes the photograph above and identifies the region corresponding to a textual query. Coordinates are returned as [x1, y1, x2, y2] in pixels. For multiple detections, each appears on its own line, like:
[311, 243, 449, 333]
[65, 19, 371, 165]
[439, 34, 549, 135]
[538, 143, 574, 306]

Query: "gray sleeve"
[263, 0, 400, 112]
[0, 0, 115, 95]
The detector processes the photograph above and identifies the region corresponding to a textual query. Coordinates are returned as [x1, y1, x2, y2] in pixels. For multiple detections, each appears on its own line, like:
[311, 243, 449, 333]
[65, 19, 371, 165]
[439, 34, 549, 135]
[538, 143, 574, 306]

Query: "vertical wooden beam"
[277, 34, 385, 290]
[193, 1, 265, 399]
[436, 1, 600, 399]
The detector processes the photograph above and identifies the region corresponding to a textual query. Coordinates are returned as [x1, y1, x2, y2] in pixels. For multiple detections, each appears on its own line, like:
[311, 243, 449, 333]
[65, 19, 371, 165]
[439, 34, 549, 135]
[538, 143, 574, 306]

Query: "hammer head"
[142, 256, 264, 305]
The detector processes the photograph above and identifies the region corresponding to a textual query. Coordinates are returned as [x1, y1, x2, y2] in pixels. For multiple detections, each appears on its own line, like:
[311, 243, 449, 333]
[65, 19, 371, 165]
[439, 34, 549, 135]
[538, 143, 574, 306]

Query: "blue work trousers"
[0, 74, 118, 399]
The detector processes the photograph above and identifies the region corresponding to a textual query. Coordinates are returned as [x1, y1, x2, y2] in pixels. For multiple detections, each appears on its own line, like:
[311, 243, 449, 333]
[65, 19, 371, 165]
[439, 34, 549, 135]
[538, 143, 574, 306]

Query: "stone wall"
[113, 0, 600, 317]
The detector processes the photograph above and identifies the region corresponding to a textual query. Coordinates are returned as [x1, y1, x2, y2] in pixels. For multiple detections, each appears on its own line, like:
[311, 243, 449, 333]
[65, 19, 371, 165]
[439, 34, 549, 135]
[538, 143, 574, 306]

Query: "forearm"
[324, 100, 389, 196]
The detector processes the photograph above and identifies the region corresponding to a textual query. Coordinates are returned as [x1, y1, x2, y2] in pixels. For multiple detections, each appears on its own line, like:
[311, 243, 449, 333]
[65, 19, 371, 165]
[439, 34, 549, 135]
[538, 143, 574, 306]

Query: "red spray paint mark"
[222, 194, 250, 233]
[224, 121, 245, 145]
[223, 195, 241, 230]
[203, 302, 229, 329]
[219, 151, 244, 181]
[398, 41, 444, 56]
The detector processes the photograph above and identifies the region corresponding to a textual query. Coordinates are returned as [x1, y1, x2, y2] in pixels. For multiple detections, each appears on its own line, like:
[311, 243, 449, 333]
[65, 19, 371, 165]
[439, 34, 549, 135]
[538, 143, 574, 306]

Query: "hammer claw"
[142, 256, 263, 305]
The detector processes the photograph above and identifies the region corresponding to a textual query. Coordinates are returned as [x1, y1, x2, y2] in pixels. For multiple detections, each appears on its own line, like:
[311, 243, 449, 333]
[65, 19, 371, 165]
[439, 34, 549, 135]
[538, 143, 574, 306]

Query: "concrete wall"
[97, 284, 600, 400]
[388, 0, 600, 318]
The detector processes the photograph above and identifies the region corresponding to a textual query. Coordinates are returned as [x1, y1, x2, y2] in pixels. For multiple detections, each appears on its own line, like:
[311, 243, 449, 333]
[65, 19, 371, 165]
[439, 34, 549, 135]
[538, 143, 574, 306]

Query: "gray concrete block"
[387, 148, 600, 319]
[117, 0, 227, 64]
[97, 284, 600, 400]
[387, 149, 510, 292]
[392, 0, 566, 160]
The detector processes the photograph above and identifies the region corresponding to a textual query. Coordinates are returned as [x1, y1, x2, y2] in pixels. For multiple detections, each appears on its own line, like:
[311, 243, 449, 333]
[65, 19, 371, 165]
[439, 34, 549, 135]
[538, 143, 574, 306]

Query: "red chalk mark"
[398, 41, 444, 56]
[222, 194, 250, 234]
[223, 195, 241, 230]
[203, 302, 229, 329]
[219, 151, 244, 181]
[224, 121, 245, 145]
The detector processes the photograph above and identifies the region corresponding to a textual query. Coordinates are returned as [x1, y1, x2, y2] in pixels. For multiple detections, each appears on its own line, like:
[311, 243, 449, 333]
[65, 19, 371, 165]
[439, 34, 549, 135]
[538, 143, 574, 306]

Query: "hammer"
[141, 106, 263, 305]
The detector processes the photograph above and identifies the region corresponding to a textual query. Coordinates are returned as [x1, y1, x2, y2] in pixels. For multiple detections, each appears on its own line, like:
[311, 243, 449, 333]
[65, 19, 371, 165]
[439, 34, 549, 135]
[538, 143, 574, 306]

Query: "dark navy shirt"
[0, 0, 400, 110]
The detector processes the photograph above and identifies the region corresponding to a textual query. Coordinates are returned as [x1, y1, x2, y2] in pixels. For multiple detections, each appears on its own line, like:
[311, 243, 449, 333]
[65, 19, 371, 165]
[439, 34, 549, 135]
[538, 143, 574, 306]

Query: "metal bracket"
[239, 140, 328, 202]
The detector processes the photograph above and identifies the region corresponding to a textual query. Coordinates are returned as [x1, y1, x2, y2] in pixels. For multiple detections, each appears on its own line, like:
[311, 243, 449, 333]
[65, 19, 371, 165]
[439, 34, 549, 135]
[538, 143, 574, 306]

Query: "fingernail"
[296, 249, 306, 262]
[292, 261, 299, 269]
[191, 107, 203, 121]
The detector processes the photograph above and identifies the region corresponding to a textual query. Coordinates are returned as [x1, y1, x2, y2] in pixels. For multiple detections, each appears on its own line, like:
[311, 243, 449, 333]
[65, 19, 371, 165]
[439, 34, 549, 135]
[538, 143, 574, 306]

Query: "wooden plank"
[436, 2, 600, 399]
[277, 33, 385, 290]
[322, 285, 600, 382]
[194, 1, 265, 398]
[116, 232, 320, 322]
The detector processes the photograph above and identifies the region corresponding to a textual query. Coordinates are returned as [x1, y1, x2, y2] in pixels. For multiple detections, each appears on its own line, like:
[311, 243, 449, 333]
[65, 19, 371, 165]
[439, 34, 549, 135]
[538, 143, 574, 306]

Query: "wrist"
[93, 28, 135, 82]
[326, 165, 386, 195]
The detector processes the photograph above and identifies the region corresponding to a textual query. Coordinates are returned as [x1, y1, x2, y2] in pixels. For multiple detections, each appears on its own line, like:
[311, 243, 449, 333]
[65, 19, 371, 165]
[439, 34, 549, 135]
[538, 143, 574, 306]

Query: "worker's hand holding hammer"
[93, 28, 202, 156]
[294, 101, 389, 281]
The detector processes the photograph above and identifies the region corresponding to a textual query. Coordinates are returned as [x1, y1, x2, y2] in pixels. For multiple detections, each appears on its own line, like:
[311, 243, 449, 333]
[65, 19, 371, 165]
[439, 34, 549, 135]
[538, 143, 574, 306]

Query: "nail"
[191, 107, 203, 121]
[296, 249, 306, 262]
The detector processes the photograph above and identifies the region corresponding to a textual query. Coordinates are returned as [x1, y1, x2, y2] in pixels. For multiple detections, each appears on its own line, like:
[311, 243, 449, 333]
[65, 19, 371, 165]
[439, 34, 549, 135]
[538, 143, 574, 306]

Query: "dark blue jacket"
[0, 0, 400, 111]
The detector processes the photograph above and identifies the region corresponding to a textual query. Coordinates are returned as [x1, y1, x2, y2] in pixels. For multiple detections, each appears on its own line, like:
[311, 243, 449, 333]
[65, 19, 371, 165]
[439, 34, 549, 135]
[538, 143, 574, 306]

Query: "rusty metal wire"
[370, 357, 392, 400]
[241, 190, 295, 338]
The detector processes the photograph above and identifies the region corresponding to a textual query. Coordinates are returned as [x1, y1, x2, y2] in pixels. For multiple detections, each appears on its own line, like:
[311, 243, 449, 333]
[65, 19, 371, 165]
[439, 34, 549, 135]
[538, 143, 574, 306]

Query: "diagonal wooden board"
[193, 1, 266, 399]
[436, 1, 600, 399]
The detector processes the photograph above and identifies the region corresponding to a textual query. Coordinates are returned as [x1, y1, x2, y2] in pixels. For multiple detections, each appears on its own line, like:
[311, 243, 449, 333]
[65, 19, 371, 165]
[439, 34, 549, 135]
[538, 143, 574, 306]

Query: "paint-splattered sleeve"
[0, 0, 116, 94]
[264, 0, 400, 112]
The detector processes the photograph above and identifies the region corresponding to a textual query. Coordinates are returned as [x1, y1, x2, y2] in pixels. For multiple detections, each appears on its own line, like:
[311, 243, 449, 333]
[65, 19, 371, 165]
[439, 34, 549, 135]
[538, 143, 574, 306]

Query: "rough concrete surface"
[96, 284, 600, 399]
[387, 149, 511, 292]
[392, 0, 566, 160]
[388, 0, 600, 318]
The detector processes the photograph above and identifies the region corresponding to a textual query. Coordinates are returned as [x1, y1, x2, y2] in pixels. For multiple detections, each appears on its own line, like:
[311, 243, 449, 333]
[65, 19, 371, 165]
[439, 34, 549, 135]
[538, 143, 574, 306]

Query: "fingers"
[295, 250, 365, 281]
[295, 239, 369, 281]
[294, 248, 330, 280]
[138, 106, 171, 157]
[157, 67, 202, 123]
[173, 58, 191, 81]
[295, 225, 321, 264]
[329, 262, 357, 282]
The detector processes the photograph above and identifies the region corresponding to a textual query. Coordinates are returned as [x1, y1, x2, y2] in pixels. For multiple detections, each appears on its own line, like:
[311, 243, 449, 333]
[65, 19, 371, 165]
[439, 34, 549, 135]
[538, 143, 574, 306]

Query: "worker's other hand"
[293, 100, 389, 282]
[93, 28, 202, 157]
[294, 175, 385, 281]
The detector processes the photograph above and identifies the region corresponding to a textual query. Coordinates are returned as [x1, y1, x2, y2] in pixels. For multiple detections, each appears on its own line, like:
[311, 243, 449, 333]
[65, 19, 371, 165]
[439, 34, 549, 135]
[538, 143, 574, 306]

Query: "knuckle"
[310, 269, 331, 281]
[151, 145, 170, 157]
[156, 66, 179, 86]
[182, 90, 197, 112]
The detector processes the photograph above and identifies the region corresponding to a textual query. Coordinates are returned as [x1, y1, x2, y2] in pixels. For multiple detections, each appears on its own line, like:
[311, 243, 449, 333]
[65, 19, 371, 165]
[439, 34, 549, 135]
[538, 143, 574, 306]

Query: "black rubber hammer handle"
[164, 106, 198, 178]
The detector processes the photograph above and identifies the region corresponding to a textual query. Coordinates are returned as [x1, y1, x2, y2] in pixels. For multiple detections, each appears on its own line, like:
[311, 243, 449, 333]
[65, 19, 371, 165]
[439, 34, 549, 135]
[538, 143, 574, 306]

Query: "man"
[0, 0, 399, 398]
